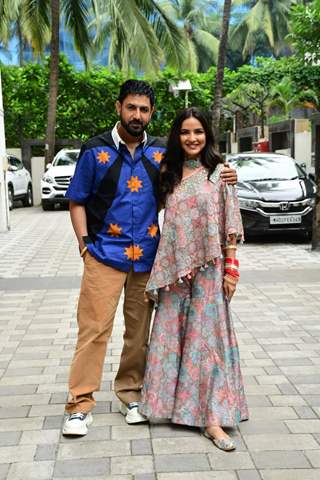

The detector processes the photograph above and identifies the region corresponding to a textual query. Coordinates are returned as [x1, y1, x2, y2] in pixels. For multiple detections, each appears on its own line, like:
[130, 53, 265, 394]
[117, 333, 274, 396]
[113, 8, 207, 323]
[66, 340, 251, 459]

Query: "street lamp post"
[0, 70, 9, 232]
[169, 80, 192, 108]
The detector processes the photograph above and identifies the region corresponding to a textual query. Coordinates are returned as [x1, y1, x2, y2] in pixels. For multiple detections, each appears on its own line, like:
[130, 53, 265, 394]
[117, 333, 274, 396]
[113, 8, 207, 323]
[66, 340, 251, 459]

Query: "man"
[62, 80, 237, 436]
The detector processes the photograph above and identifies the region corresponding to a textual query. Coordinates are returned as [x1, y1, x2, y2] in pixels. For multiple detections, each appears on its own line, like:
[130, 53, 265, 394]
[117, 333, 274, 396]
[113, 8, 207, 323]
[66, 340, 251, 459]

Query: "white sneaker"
[62, 412, 93, 436]
[120, 402, 148, 424]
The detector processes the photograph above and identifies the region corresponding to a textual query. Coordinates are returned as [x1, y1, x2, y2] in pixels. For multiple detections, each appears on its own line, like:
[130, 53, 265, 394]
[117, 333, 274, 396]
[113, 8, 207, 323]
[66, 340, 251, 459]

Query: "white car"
[6, 155, 33, 210]
[41, 149, 80, 210]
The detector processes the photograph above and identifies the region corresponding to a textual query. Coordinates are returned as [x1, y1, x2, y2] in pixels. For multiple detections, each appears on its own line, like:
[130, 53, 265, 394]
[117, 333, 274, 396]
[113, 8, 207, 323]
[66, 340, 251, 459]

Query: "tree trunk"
[44, 0, 60, 165]
[212, 0, 232, 150]
[16, 18, 24, 67]
[312, 143, 320, 250]
[0, 72, 10, 232]
[260, 104, 265, 138]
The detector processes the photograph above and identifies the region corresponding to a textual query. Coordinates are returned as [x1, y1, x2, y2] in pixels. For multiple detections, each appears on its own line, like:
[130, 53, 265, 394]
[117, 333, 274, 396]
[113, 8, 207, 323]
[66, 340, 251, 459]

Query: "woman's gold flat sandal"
[203, 430, 236, 451]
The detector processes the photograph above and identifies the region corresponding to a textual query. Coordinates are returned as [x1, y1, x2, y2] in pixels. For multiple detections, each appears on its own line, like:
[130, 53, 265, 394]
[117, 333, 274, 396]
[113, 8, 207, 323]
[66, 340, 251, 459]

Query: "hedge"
[2, 55, 320, 147]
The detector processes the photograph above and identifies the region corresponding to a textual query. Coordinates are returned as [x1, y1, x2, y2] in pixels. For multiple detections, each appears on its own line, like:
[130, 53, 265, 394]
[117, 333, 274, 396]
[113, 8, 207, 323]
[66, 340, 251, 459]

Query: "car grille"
[259, 204, 306, 214]
[54, 175, 72, 187]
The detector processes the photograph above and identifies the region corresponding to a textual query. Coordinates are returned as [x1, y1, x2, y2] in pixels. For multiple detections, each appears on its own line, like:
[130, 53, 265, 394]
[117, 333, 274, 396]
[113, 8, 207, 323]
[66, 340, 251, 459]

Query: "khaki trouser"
[65, 252, 153, 414]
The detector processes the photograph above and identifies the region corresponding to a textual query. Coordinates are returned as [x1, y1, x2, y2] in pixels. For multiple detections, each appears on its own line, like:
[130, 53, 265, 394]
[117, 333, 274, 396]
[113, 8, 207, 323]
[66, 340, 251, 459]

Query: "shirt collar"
[111, 122, 148, 150]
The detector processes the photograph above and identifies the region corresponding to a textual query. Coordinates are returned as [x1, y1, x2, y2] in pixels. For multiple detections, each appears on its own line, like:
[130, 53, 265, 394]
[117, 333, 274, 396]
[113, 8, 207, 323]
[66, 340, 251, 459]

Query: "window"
[9, 156, 23, 170]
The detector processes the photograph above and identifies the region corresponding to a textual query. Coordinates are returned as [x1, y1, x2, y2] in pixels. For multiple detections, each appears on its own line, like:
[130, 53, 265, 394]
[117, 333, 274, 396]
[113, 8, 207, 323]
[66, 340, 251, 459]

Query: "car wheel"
[8, 186, 14, 210]
[305, 230, 312, 241]
[42, 200, 55, 211]
[23, 184, 33, 207]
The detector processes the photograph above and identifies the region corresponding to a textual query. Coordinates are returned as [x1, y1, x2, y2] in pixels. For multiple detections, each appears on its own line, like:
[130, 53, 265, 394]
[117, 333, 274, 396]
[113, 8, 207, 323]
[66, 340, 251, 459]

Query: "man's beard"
[120, 117, 148, 137]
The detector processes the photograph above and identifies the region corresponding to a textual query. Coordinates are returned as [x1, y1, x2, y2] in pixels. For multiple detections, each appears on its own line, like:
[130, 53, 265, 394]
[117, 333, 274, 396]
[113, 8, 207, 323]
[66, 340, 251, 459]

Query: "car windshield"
[228, 155, 299, 182]
[53, 151, 79, 166]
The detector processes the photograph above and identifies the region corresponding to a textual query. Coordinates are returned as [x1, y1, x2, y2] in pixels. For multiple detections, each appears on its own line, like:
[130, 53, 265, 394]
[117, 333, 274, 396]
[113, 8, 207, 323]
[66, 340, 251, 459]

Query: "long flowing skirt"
[139, 259, 249, 427]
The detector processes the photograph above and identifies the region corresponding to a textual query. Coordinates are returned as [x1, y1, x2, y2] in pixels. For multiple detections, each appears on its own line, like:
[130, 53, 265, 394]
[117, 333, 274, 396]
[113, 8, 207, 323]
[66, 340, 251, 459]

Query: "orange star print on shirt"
[107, 224, 122, 237]
[97, 151, 110, 164]
[148, 224, 158, 238]
[124, 245, 144, 261]
[152, 151, 163, 163]
[127, 176, 143, 192]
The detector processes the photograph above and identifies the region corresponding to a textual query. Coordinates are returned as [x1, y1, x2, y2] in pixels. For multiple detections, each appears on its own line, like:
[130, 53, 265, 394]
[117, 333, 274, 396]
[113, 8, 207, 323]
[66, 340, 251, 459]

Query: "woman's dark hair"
[159, 107, 222, 205]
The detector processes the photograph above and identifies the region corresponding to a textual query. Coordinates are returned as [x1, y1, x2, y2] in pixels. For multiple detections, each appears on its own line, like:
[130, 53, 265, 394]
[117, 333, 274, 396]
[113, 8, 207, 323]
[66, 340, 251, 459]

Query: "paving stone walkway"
[0, 206, 319, 480]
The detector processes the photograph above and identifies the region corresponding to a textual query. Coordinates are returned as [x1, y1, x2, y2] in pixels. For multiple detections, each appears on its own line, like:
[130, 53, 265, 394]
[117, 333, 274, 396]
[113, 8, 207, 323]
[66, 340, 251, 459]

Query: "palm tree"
[230, 0, 294, 61]
[0, 1, 13, 55]
[1, 0, 196, 161]
[158, 0, 220, 72]
[44, 0, 60, 165]
[44, 0, 97, 163]
[1, 0, 96, 163]
[212, 0, 232, 147]
[269, 77, 318, 118]
[0, 0, 50, 65]
[91, 0, 191, 74]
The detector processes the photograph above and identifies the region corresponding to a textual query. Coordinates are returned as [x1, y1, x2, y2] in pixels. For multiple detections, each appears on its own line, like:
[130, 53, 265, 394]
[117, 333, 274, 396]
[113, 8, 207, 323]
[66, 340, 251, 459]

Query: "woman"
[139, 107, 248, 451]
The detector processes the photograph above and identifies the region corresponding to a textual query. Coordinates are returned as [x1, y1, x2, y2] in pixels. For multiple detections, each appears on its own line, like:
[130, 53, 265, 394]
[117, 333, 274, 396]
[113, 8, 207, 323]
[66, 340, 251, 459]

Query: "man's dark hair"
[118, 80, 155, 107]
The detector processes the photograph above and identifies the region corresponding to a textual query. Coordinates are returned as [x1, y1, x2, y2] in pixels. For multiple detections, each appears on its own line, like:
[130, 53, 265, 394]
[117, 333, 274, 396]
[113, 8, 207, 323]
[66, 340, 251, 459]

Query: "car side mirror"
[45, 163, 52, 170]
[7, 165, 18, 172]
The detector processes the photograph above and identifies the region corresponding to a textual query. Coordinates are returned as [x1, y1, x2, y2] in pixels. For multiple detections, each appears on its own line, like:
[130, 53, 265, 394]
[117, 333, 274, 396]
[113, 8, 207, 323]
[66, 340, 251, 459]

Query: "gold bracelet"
[80, 246, 88, 257]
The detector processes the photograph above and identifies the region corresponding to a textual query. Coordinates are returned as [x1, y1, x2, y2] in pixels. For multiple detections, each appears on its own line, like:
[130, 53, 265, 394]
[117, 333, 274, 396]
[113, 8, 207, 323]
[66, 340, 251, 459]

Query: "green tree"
[289, 0, 320, 64]
[91, 0, 190, 74]
[159, 0, 220, 72]
[289, 0, 320, 250]
[0, 0, 97, 163]
[224, 82, 271, 137]
[212, 0, 232, 146]
[45, 0, 60, 165]
[269, 76, 318, 118]
[230, 0, 293, 61]
[4, 56, 320, 146]
[0, 0, 50, 65]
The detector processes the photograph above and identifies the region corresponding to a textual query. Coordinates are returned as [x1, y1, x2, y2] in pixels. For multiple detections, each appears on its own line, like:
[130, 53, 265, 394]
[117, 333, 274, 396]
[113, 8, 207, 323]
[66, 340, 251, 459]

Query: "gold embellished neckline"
[182, 166, 205, 181]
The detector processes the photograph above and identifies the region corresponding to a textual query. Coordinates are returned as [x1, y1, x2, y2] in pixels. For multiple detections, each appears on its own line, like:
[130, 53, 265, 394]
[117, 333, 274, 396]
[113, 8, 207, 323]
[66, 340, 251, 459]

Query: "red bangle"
[225, 268, 239, 278]
[225, 264, 239, 271]
[225, 257, 239, 266]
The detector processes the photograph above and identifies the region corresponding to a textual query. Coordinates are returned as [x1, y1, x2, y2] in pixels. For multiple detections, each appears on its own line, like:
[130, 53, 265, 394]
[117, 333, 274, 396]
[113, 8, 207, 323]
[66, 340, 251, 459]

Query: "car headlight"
[42, 174, 54, 184]
[305, 197, 315, 207]
[238, 198, 260, 210]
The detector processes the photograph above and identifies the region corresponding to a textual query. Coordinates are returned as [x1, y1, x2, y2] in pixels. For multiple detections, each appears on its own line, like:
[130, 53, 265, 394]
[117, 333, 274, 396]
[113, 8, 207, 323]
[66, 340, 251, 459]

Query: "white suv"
[6, 155, 33, 210]
[41, 149, 80, 210]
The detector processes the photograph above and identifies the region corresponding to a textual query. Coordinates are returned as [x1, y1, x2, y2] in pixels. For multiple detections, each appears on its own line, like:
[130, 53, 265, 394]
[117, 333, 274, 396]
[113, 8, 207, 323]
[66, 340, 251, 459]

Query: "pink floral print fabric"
[140, 260, 249, 427]
[140, 163, 248, 427]
[145, 164, 243, 298]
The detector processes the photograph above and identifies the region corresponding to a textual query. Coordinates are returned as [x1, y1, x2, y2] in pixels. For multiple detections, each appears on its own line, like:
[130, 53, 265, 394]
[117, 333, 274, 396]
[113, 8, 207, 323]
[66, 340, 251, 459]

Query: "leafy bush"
[2, 55, 320, 147]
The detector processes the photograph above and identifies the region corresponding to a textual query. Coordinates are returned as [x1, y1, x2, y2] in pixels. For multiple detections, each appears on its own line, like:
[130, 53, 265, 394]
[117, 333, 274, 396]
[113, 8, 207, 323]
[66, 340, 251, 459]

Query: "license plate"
[270, 215, 302, 225]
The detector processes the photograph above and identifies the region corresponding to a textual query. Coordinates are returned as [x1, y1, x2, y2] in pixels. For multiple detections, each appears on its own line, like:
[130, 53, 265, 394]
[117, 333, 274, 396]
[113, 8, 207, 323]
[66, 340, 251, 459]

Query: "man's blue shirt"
[66, 130, 166, 272]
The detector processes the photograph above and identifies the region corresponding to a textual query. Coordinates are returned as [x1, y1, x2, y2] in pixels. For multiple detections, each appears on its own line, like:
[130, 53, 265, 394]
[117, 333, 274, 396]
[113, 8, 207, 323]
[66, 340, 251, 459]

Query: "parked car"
[6, 155, 33, 210]
[227, 153, 316, 238]
[41, 149, 80, 210]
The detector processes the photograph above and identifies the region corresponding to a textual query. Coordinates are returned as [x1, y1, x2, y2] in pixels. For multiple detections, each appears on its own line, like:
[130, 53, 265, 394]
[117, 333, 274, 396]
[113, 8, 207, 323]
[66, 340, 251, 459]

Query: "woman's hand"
[223, 277, 237, 302]
[221, 163, 237, 185]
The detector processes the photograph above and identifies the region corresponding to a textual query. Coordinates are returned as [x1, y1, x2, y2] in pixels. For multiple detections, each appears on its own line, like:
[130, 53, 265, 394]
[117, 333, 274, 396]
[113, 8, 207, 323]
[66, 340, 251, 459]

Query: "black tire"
[305, 230, 312, 241]
[42, 200, 55, 211]
[8, 185, 14, 210]
[23, 184, 33, 207]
